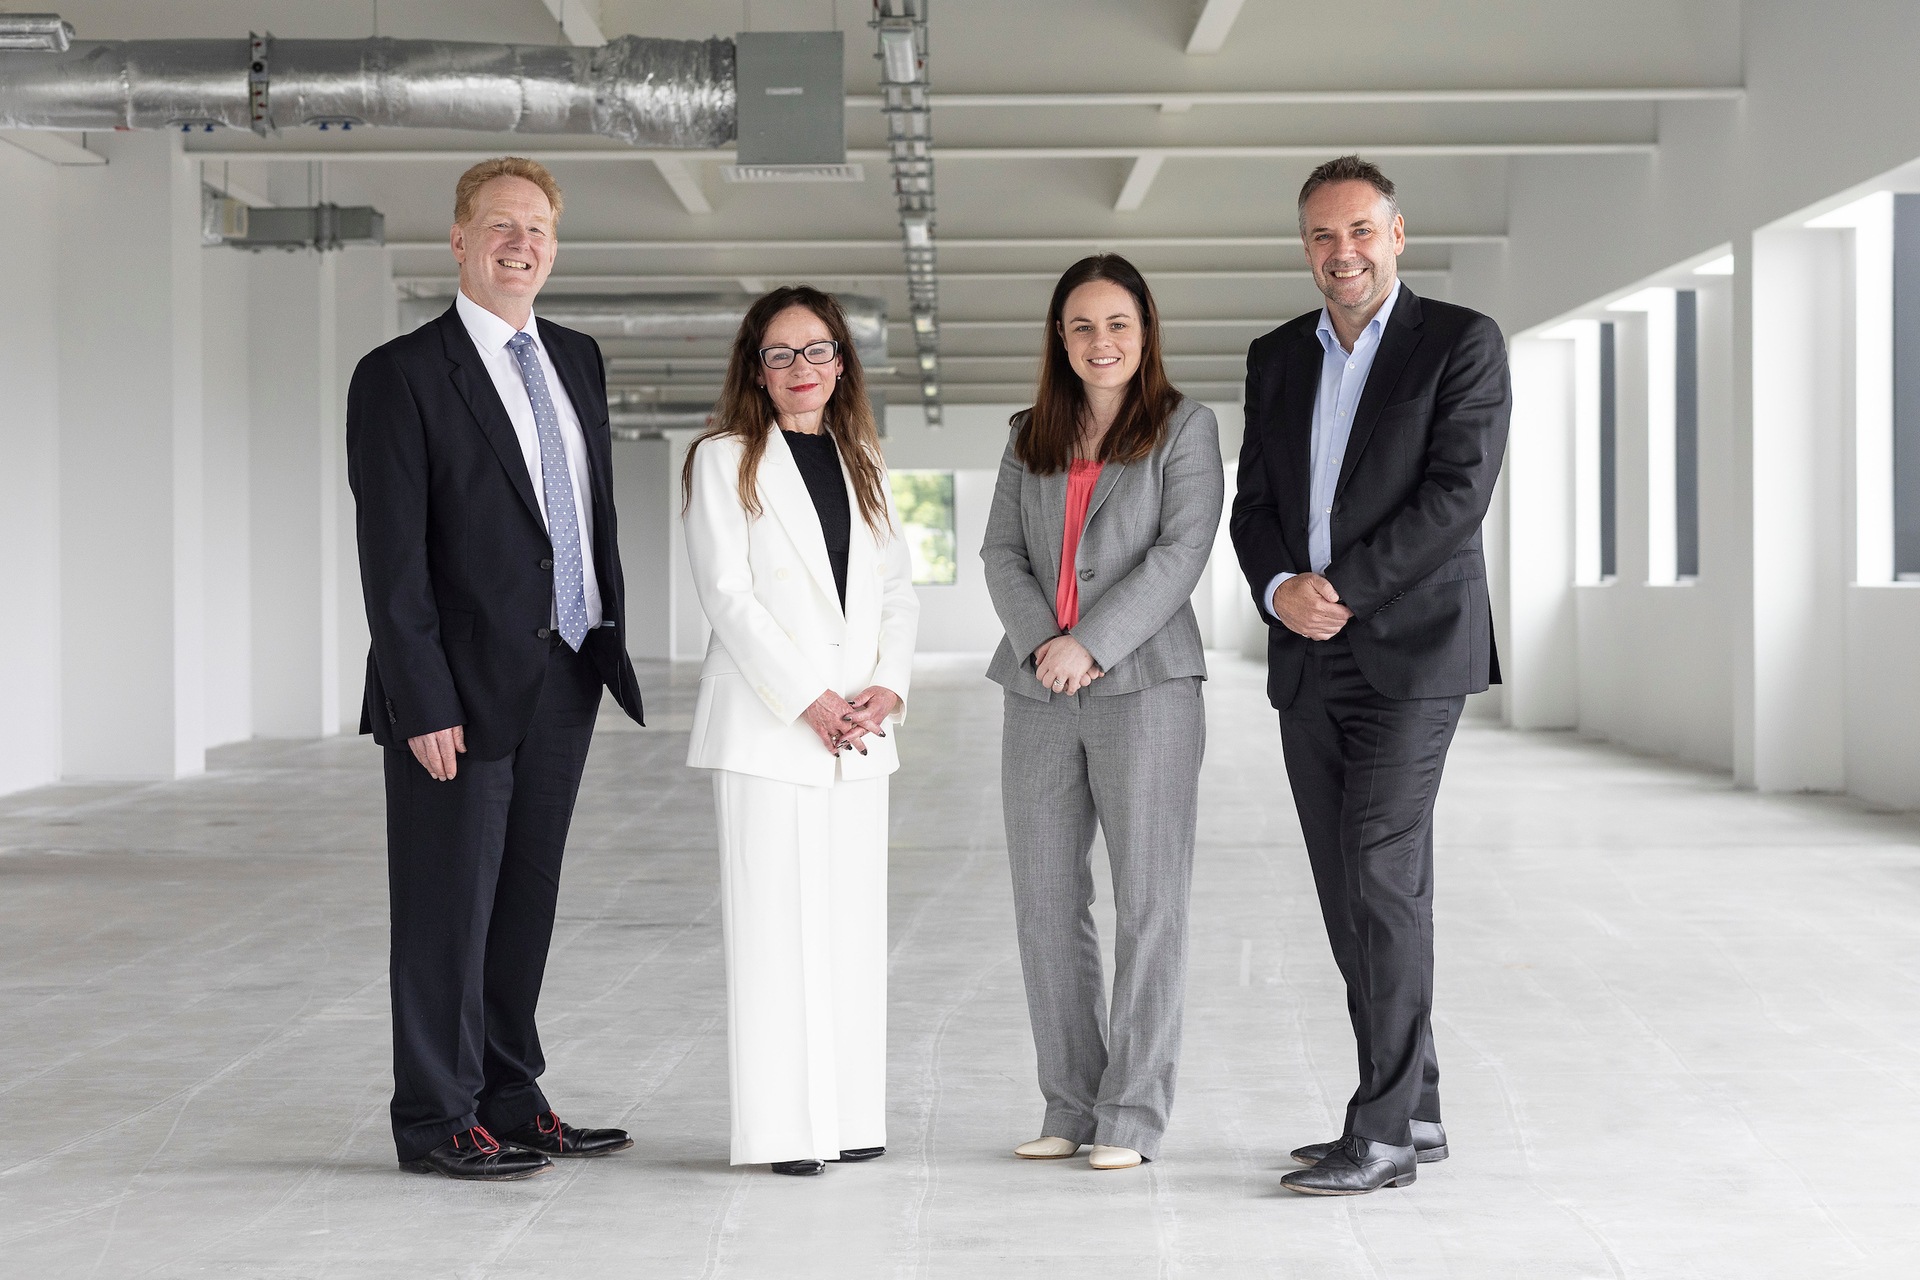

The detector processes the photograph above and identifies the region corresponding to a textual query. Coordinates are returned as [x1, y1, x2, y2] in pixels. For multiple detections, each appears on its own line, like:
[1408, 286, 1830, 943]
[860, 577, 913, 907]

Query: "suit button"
[540, 558, 553, 570]
[1078, 568, 1094, 581]
[536, 627, 551, 640]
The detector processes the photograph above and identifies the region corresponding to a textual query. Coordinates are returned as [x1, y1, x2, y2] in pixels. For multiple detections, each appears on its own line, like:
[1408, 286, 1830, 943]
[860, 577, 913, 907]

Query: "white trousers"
[712, 769, 889, 1164]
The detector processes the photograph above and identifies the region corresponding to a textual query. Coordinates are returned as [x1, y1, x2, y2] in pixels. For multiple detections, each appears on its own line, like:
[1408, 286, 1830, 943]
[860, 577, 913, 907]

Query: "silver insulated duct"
[0, 28, 734, 146]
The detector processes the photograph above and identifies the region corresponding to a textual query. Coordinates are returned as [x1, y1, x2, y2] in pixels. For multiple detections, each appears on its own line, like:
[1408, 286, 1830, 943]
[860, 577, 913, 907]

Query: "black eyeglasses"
[759, 339, 840, 369]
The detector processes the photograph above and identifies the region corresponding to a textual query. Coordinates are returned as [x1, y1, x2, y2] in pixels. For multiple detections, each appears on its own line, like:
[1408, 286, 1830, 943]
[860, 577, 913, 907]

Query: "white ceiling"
[57, 0, 1744, 402]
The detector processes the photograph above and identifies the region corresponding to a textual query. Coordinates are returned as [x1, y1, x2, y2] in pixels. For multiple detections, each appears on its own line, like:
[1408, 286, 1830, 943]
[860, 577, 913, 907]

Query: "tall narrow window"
[1600, 321, 1618, 579]
[1894, 195, 1920, 578]
[888, 470, 957, 585]
[1675, 290, 1700, 578]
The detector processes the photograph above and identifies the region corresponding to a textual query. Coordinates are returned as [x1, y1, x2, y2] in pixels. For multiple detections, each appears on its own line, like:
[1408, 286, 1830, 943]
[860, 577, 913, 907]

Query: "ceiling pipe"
[0, 24, 733, 146]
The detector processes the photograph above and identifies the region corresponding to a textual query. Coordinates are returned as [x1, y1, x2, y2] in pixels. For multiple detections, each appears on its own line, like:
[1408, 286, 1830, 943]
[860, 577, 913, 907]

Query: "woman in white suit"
[681, 286, 919, 1177]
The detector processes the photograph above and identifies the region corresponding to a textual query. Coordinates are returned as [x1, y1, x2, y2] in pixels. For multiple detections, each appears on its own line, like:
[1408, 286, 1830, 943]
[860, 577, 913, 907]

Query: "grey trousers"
[1001, 676, 1205, 1160]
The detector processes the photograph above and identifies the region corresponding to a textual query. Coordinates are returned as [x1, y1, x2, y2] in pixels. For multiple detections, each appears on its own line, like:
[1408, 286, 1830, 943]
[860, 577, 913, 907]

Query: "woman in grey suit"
[982, 255, 1225, 1170]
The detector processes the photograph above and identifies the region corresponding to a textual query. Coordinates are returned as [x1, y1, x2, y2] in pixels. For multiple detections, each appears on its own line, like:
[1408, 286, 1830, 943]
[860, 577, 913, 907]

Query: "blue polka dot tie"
[507, 332, 589, 650]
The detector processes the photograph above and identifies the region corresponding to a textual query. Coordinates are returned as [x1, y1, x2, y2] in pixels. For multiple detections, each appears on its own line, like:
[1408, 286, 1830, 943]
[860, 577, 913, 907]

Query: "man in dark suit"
[1230, 155, 1510, 1196]
[347, 157, 646, 1181]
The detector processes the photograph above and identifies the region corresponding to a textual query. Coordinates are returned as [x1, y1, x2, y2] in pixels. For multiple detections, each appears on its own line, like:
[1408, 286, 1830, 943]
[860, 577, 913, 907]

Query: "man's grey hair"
[1297, 155, 1399, 236]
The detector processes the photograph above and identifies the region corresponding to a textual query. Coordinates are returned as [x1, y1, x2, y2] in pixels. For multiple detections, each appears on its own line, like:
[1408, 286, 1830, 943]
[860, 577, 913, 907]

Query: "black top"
[782, 429, 850, 608]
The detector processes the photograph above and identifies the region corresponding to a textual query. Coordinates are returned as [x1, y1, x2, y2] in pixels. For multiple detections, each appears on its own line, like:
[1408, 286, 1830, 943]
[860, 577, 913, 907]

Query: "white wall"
[0, 143, 63, 795]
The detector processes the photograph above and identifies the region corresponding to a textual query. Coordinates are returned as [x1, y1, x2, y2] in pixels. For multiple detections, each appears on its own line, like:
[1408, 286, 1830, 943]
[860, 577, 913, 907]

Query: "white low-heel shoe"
[1089, 1145, 1143, 1170]
[1013, 1136, 1081, 1159]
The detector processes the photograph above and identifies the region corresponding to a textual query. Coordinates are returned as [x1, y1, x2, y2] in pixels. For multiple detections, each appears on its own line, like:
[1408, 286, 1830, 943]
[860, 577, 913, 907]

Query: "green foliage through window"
[890, 470, 957, 585]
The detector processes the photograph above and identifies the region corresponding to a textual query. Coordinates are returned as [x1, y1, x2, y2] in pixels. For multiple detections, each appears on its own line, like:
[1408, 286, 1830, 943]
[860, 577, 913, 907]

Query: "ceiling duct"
[0, 24, 734, 146]
[203, 185, 384, 251]
[606, 399, 718, 439]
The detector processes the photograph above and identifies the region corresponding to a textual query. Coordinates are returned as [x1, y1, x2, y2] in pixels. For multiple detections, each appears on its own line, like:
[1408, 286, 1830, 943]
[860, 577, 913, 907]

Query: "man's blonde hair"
[454, 157, 564, 226]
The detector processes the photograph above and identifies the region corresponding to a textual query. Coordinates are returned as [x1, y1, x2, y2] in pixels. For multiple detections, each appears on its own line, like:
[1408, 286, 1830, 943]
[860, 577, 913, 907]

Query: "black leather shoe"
[496, 1111, 633, 1159]
[400, 1126, 552, 1181]
[1280, 1136, 1416, 1196]
[831, 1147, 885, 1162]
[1292, 1119, 1447, 1167]
[770, 1159, 825, 1176]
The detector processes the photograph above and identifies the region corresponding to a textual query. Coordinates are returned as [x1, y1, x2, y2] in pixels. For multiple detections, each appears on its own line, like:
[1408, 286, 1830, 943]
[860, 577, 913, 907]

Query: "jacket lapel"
[759, 428, 843, 610]
[1084, 460, 1126, 527]
[439, 308, 544, 528]
[538, 319, 611, 495]
[1335, 285, 1426, 495]
[1283, 327, 1322, 540]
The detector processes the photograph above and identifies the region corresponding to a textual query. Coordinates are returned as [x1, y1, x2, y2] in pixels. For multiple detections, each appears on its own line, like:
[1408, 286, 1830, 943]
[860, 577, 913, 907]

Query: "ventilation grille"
[720, 163, 865, 183]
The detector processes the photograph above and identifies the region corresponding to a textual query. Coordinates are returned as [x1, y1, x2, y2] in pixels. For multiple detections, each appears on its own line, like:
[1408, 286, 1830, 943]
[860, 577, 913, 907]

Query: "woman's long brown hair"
[680, 286, 891, 536]
[1013, 254, 1183, 475]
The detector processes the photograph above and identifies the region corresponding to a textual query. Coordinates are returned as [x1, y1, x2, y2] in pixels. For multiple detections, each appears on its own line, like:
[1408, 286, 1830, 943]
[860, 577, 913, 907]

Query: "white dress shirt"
[1265, 280, 1403, 619]
[455, 290, 603, 629]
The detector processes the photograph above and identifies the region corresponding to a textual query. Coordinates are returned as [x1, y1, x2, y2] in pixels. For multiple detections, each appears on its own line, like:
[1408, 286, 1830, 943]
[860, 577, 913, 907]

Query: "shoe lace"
[536, 1111, 565, 1151]
[451, 1125, 502, 1156]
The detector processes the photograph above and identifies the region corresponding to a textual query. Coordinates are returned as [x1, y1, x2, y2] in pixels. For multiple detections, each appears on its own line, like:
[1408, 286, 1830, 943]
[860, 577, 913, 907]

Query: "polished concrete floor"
[4, 654, 1920, 1278]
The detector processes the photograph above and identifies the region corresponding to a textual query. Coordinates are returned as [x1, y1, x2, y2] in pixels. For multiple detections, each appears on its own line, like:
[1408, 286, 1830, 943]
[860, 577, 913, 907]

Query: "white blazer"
[683, 429, 920, 787]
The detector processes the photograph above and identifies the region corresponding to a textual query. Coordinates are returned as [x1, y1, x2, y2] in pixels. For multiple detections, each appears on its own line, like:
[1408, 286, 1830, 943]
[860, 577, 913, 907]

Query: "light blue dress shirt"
[1263, 280, 1402, 618]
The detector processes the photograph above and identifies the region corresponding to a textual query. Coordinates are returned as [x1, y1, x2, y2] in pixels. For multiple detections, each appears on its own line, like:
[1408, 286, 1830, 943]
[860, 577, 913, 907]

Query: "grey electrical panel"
[734, 31, 846, 166]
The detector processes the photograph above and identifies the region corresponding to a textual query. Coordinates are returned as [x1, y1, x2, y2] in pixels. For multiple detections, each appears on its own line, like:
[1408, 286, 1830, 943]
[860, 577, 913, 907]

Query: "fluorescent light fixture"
[924, 403, 943, 426]
[918, 351, 938, 372]
[0, 14, 74, 51]
[902, 215, 932, 248]
[1693, 253, 1735, 276]
[912, 312, 936, 334]
[920, 382, 940, 399]
[879, 26, 919, 84]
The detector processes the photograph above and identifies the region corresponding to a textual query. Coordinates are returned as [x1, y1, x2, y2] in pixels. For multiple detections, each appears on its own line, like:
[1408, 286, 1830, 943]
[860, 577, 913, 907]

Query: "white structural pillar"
[0, 143, 63, 794]
[56, 132, 206, 779]
[248, 244, 340, 739]
[1503, 334, 1580, 728]
[1741, 226, 1848, 791]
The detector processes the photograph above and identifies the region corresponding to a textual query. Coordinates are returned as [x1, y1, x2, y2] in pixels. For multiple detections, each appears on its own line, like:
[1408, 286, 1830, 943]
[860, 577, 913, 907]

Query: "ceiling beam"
[186, 140, 1655, 164]
[845, 86, 1745, 109]
[0, 130, 104, 166]
[534, 0, 605, 47]
[388, 234, 1499, 251]
[1184, 0, 1248, 55]
[1114, 155, 1165, 213]
[651, 157, 711, 214]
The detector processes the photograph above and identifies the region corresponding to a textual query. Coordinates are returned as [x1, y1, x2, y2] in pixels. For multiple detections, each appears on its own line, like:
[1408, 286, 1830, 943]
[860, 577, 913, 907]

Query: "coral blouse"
[1054, 459, 1104, 630]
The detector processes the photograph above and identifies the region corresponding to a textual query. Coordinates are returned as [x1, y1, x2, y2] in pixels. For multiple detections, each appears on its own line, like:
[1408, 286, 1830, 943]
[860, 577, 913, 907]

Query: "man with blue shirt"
[1230, 156, 1511, 1196]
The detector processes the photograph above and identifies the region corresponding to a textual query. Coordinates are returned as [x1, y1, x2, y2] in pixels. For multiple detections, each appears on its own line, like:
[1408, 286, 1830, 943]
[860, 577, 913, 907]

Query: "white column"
[0, 143, 63, 795]
[666, 429, 711, 660]
[1743, 225, 1848, 791]
[334, 245, 397, 730]
[201, 246, 254, 747]
[248, 248, 340, 738]
[56, 132, 205, 779]
[1504, 335, 1579, 729]
[612, 435, 676, 661]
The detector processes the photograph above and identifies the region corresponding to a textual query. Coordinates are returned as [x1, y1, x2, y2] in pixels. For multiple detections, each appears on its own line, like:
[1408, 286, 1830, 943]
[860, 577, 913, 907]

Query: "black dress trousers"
[1278, 634, 1464, 1148]
[384, 639, 603, 1161]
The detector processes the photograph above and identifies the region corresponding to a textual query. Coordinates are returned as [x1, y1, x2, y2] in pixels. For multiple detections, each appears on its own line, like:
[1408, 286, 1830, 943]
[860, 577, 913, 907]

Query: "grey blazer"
[982, 396, 1225, 702]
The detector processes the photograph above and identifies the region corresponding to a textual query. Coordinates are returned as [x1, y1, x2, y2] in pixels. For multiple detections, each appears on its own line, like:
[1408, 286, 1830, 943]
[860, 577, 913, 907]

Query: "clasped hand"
[1271, 572, 1353, 641]
[1034, 635, 1102, 695]
[802, 686, 901, 756]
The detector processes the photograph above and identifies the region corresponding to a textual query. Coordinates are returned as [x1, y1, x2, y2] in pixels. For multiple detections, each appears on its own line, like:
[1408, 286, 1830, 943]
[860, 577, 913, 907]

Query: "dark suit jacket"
[346, 305, 645, 760]
[1230, 285, 1510, 709]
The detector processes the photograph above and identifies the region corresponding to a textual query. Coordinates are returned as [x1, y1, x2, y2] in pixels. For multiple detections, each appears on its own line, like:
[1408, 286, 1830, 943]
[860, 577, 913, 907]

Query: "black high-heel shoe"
[831, 1147, 885, 1162]
[770, 1159, 824, 1176]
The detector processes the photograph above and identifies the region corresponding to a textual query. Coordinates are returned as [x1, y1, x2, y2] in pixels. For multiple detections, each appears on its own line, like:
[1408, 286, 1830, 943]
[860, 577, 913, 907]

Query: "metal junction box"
[734, 31, 846, 166]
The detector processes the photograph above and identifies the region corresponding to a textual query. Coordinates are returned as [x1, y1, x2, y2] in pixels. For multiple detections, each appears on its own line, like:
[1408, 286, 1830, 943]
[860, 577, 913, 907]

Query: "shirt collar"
[1315, 278, 1403, 354]
[456, 290, 539, 356]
